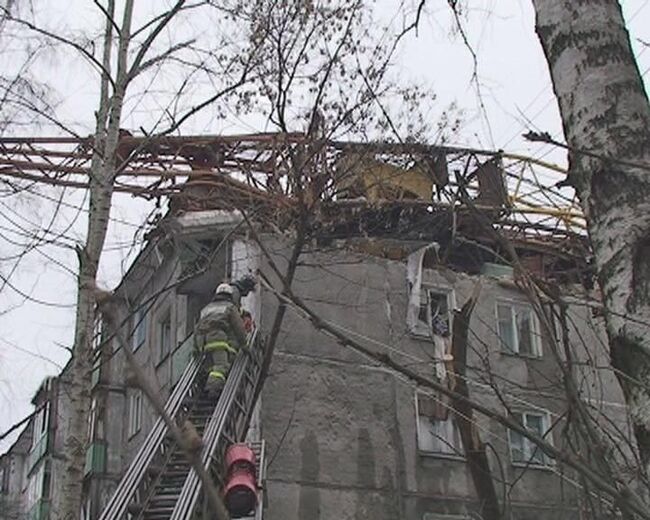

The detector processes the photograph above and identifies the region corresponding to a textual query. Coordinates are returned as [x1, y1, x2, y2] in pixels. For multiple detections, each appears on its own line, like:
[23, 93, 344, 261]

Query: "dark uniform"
[194, 276, 256, 394]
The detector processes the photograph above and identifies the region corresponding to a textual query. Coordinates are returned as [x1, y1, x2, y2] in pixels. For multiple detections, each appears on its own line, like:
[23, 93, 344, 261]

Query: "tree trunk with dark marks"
[532, 0, 650, 468]
[450, 288, 501, 520]
[59, 2, 134, 517]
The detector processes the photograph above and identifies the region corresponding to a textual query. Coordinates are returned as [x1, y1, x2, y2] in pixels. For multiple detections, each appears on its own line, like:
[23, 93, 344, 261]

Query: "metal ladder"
[98, 330, 267, 520]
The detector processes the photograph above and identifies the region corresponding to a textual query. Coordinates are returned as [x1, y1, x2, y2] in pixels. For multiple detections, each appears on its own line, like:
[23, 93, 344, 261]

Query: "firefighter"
[195, 275, 256, 394]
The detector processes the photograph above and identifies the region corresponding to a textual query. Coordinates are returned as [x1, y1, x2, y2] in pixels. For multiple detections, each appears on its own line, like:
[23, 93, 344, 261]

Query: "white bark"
[532, 0, 650, 466]
[59, 2, 134, 518]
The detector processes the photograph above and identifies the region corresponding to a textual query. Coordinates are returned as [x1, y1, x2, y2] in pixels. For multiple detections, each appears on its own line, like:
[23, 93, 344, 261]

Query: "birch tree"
[531, 0, 650, 468]
[0, 1, 263, 517]
[61, 2, 132, 517]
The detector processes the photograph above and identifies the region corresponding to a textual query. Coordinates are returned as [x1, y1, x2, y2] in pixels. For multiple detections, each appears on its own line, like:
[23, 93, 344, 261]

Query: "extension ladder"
[98, 330, 266, 520]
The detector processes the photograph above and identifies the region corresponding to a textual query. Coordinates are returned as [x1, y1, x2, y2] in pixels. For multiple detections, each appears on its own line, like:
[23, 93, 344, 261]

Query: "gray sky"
[1, 0, 648, 453]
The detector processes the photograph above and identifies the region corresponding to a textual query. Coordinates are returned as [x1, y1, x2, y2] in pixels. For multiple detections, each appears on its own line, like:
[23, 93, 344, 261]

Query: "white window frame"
[157, 309, 172, 364]
[31, 402, 49, 449]
[412, 286, 454, 339]
[26, 463, 45, 508]
[127, 390, 143, 438]
[132, 308, 147, 352]
[507, 410, 553, 467]
[0, 466, 7, 493]
[92, 314, 103, 351]
[81, 497, 92, 520]
[87, 398, 97, 441]
[415, 392, 463, 459]
[495, 300, 542, 357]
[87, 397, 104, 441]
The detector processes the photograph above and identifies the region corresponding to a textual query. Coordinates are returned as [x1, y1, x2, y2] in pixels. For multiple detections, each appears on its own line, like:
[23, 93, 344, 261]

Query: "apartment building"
[77, 206, 622, 519]
[0, 136, 630, 519]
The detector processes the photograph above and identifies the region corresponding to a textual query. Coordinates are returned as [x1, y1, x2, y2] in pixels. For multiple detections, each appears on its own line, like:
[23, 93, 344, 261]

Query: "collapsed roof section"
[0, 132, 590, 282]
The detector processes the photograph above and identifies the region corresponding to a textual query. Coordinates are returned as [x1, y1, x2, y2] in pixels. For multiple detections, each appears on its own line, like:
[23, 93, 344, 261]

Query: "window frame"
[87, 398, 97, 441]
[156, 308, 173, 365]
[127, 390, 143, 439]
[31, 402, 50, 449]
[132, 308, 148, 352]
[415, 391, 464, 459]
[26, 463, 46, 508]
[411, 286, 455, 339]
[92, 314, 103, 351]
[0, 466, 7, 493]
[495, 300, 542, 357]
[507, 410, 554, 468]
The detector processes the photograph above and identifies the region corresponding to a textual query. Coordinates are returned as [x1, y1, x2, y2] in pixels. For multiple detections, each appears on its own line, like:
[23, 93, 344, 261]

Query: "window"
[508, 411, 552, 466]
[26, 464, 46, 508]
[88, 398, 96, 441]
[414, 288, 452, 337]
[0, 466, 7, 493]
[416, 393, 463, 457]
[91, 315, 103, 386]
[81, 497, 92, 520]
[32, 402, 50, 448]
[87, 397, 104, 441]
[127, 390, 143, 438]
[496, 302, 541, 356]
[132, 308, 147, 351]
[157, 311, 172, 363]
[92, 314, 103, 351]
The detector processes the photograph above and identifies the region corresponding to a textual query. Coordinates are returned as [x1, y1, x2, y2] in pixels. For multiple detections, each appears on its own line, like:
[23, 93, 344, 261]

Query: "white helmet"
[215, 283, 234, 297]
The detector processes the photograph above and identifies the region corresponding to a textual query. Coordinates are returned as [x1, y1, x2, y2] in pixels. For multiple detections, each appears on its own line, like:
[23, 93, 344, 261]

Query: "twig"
[0, 409, 37, 442]
[523, 130, 650, 173]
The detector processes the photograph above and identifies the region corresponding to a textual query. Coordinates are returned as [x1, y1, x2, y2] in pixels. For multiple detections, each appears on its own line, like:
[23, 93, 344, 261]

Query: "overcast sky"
[1, 0, 648, 453]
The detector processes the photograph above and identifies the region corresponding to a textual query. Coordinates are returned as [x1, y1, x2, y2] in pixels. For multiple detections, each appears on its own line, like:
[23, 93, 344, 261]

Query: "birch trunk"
[59, 2, 134, 517]
[531, 0, 650, 466]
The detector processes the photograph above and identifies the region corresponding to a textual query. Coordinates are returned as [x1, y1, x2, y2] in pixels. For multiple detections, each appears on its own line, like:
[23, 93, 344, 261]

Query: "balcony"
[84, 441, 107, 476]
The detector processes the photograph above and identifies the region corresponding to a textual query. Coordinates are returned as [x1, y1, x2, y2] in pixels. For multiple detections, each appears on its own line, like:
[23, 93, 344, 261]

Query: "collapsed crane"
[0, 132, 592, 520]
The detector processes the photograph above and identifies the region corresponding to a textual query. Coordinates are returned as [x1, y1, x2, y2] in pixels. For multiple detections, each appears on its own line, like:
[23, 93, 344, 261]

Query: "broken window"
[416, 393, 462, 457]
[413, 288, 451, 338]
[496, 302, 541, 357]
[508, 411, 552, 466]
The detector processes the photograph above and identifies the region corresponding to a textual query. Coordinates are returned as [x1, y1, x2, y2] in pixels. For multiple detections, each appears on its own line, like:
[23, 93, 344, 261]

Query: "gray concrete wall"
[257, 238, 624, 520]
[0, 424, 32, 520]
[76, 224, 628, 520]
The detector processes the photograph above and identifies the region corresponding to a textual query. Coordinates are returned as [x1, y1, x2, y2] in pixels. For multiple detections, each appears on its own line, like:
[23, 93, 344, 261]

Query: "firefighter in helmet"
[195, 275, 256, 394]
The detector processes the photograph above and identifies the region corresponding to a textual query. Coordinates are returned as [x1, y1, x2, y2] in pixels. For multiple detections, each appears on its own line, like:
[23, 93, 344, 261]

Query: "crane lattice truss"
[0, 132, 586, 258]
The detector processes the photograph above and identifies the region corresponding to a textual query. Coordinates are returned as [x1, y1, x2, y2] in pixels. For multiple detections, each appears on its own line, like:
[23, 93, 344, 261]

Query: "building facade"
[0, 140, 631, 519]
[86, 206, 628, 519]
